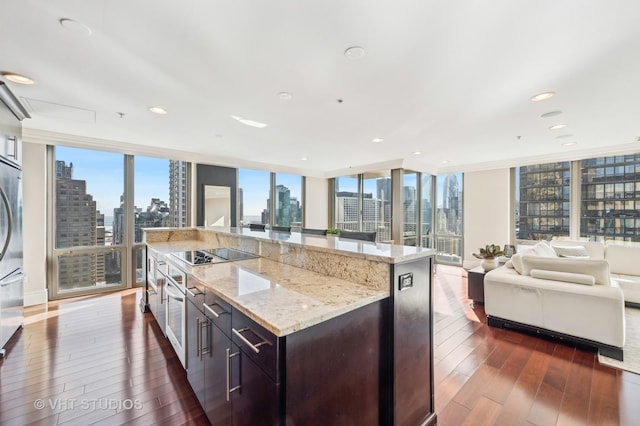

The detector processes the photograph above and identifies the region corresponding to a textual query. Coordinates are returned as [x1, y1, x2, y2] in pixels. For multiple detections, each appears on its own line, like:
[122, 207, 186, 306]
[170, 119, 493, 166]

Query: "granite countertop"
[149, 241, 389, 337]
[146, 226, 436, 264]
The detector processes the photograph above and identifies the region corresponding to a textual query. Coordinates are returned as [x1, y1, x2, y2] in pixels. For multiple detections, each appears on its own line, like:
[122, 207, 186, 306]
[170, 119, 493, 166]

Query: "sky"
[56, 146, 170, 215]
[55, 146, 303, 218]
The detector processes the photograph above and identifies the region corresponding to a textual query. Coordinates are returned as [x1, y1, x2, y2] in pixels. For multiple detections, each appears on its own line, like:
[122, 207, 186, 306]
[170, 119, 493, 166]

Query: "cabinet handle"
[196, 317, 201, 357]
[185, 286, 204, 297]
[203, 302, 228, 318]
[200, 320, 210, 359]
[226, 348, 240, 401]
[232, 327, 269, 354]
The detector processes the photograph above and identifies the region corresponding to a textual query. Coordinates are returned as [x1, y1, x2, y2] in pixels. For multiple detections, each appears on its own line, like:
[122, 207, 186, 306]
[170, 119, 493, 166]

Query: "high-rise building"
[289, 196, 301, 228]
[336, 191, 359, 231]
[441, 174, 460, 235]
[580, 155, 640, 243]
[517, 162, 570, 240]
[169, 160, 188, 228]
[275, 185, 291, 226]
[135, 198, 171, 241]
[55, 161, 99, 289]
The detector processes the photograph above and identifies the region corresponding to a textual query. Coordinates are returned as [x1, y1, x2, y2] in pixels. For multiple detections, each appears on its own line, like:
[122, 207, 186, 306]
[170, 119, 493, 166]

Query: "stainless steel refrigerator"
[0, 80, 28, 358]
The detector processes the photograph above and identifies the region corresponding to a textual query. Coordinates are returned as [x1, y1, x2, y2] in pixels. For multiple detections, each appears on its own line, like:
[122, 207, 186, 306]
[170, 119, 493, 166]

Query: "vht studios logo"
[34, 398, 143, 411]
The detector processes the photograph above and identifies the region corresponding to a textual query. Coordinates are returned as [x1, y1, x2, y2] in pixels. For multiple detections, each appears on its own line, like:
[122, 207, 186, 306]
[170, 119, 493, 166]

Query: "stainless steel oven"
[162, 263, 187, 367]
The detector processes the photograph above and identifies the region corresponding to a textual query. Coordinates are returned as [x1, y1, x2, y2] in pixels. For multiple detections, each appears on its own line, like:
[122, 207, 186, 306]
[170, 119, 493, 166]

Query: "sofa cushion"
[530, 269, 596, 285]
[606, 244, 640, 276]
[532, 241, 558, 258]
[520, 256, 610, 285]
[549, 240, 605, 260]
[552, 245, 590, 258]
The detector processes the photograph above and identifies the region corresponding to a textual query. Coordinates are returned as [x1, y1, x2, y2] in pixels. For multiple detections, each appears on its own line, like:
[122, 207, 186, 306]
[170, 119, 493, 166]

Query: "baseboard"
[24, 288, 48, 307]
[487, 315, 624, 361]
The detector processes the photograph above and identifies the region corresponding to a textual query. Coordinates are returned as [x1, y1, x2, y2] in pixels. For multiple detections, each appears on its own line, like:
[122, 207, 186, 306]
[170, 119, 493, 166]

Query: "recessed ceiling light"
[556, 134, 573, 139]
[562, 142, 577, 146]
[59, 18, 92, 36]
[541, 110, 563, 118]
[301, 157, 308, 161]
[278, 92, 292, 100]
[530, 92, 555, 102]
[230, 115, 267, 128]
[412, 151, 421, 155]
[549, 124, 568, 130]
[149, 106, 167, 114]
[1, 72, 34, 85]
[441, 160, 450, 164]
[372, 138, 384, 143]
[344, 46, 365, 60]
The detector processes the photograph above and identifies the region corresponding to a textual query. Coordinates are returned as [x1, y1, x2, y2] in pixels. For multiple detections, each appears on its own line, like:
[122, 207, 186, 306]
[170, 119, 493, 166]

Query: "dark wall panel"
[196, 164, 237, 226]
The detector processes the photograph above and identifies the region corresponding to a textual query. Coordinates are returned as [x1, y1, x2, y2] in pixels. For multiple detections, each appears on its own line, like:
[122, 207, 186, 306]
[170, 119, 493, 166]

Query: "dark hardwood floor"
[0, 266, 639, 425]
[0, 288, 207, 426]
[434, 265, 640, 426]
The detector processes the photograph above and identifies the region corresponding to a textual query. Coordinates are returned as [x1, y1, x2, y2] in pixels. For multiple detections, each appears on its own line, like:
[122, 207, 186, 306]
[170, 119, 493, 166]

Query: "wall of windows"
[515, 154, 640, 243]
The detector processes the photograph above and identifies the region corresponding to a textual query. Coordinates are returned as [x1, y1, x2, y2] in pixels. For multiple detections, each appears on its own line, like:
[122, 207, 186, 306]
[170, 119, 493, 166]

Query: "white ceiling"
[2, 0, 640, 177]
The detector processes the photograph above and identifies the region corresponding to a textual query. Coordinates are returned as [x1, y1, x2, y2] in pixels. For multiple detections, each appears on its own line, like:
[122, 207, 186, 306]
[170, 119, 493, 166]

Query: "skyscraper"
[517, 162, 570, 240]
[275, 184, 291, 226]
[55, 161, 101, 289]
[441, 174, 460, 234]
[169, 160, 188, 228]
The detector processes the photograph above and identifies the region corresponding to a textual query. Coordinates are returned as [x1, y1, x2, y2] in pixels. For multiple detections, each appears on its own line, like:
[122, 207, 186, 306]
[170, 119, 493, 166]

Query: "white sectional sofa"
[483, 240, 639, 361]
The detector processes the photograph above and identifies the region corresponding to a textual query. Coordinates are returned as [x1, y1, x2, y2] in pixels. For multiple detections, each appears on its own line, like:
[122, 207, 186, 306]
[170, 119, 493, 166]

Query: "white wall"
[463, 168, 511, 269]
[22, 142, 48, 306]
[304, 177, 329, 228]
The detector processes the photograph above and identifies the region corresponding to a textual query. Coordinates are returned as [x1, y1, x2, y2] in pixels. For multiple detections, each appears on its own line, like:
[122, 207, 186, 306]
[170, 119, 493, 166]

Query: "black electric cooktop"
[170, 248, 257, 266]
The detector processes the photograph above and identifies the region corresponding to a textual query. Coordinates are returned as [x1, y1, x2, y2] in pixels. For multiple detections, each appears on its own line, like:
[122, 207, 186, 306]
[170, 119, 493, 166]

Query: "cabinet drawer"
[231, 308, 280, 383]
[203, 293, 232, 337]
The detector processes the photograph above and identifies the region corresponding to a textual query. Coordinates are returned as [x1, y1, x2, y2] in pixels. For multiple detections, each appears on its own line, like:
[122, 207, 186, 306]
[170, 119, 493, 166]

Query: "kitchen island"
[144, 227, 436, 426]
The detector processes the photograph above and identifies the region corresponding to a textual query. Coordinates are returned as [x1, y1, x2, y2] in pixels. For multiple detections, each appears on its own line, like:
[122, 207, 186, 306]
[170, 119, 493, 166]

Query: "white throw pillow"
[520, 256, 610, 285]
[530, 269, 596, 285]
[553, 245, 590, 258]
[532, 241, 558, 258]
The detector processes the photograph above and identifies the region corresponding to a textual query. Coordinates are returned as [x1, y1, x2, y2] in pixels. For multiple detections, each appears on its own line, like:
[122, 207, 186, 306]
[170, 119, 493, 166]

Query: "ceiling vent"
[21, 97, 95, 123]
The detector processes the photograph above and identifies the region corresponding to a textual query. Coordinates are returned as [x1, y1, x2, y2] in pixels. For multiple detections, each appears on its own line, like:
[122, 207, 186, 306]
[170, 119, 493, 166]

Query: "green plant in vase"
[472, 244, 504, 271]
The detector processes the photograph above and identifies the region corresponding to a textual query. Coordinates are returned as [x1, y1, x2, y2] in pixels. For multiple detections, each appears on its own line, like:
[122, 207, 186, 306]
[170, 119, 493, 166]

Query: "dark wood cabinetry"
[145, 246, 436, 426]
[186, 293, 207, 407]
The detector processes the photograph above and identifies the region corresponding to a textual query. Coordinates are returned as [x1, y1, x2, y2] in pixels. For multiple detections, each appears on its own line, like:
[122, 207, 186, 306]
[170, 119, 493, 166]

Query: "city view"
[58, 148, 640, 291]
[54, 147, 188, 290]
